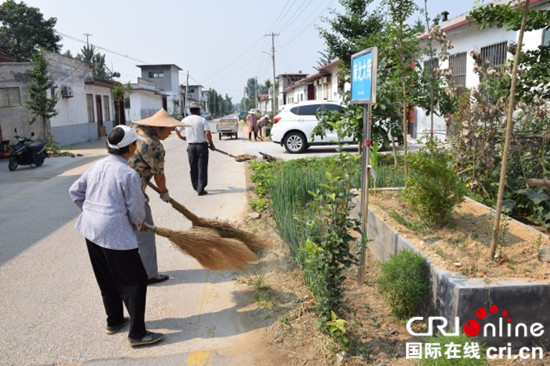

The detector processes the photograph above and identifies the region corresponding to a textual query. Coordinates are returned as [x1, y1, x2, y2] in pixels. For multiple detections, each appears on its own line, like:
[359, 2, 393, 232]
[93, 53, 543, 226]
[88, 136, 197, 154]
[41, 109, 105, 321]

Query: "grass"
[416, 333, 487, 365]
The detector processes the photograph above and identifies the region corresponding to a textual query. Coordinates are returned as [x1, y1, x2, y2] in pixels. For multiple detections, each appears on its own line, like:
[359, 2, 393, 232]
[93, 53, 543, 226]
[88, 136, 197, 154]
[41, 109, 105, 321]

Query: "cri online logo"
[407, 304, 544, 338]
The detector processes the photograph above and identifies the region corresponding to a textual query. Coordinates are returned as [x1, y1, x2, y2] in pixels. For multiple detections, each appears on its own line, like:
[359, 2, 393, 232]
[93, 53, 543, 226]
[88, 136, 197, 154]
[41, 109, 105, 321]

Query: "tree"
[318, 0, 384, 71]
[466, 1, 550, 255]
[0, 0, 61, 61]
[76, 44, 111, 79]
[112, 82, 131, 125]
[26, 50, 58, 144]
[316, 48, 336, 69]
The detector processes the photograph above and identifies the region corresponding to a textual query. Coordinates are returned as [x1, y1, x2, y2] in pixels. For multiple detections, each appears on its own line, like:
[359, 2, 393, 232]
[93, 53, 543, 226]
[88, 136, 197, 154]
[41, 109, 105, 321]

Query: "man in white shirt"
[176, 102, 215, 196]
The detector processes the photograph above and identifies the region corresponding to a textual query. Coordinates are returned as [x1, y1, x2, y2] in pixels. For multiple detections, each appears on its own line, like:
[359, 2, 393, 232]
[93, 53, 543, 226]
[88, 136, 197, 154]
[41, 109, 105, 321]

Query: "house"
[282, 59, 344, 105]
[257, 94, 270, 115]
[136, 64, 181, 114]
[275, 73, 308, 107]
[180, 84, 209, 115]
[0, 51, 116, 146]
[415, 0, 550, 140]
[126, 77, 165, 121]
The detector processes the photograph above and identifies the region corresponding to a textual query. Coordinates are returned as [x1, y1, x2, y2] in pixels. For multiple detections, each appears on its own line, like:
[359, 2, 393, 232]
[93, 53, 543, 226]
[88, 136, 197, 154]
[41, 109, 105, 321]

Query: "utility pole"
[83, 33, 92, 47]
[255, 77, 258, 109]
[265, 33, 279, 116]
[184, 71, 189, 116]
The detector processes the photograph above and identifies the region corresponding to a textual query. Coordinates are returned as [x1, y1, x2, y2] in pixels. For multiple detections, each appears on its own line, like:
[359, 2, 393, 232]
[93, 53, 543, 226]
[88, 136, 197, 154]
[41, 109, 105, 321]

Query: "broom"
[215, 148, 256, 162]
[144, 224, 257, 270]
[148, 182, 267, 252]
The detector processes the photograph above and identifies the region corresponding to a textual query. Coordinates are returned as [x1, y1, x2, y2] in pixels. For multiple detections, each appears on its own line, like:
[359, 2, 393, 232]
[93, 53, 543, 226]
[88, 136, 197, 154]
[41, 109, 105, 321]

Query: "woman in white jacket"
[69, 125, 163, 347]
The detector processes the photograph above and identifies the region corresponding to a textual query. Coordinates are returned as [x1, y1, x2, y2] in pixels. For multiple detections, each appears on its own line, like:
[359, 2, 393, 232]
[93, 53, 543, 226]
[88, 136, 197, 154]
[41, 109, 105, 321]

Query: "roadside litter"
[214, 148, 256, 162]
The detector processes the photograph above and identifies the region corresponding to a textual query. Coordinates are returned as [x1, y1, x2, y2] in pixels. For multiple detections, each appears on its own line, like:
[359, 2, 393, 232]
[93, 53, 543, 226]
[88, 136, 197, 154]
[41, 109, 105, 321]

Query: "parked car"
[238, 110, 247, 120]
[270, 101, 354, 153]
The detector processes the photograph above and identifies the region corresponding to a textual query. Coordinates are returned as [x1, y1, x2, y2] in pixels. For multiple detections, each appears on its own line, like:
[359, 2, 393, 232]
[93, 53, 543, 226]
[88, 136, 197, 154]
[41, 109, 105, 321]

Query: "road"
[0, 118, 360, 365]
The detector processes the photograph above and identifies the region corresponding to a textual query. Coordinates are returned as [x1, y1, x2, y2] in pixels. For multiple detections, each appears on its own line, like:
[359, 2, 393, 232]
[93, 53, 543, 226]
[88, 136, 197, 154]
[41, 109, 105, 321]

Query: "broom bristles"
[152, 226, 258, 270]
[193, 217, 268, 252]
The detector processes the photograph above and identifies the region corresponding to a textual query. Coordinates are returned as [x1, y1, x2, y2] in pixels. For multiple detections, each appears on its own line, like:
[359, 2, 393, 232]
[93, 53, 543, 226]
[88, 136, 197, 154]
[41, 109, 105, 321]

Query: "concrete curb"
[352, 195, 550, 349]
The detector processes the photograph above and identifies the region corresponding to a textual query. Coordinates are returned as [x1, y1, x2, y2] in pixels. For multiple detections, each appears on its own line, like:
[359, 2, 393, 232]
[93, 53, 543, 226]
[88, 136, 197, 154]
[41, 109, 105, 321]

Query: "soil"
[236, 170, 550, 365]
[367, 190, 550, 283]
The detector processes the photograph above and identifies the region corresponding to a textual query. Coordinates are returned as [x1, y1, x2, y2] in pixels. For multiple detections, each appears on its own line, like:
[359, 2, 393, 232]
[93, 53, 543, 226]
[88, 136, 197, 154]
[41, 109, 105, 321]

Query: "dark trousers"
[248, 131, 257, 140]
[187, 143, 209, 193]
[86, 239, 148, 339]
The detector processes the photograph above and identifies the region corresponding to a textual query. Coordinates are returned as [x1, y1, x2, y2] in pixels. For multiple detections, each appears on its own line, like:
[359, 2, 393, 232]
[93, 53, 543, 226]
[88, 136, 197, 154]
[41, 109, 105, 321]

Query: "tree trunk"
[489, 0, 530, 258]
[402, 81, 408, 175]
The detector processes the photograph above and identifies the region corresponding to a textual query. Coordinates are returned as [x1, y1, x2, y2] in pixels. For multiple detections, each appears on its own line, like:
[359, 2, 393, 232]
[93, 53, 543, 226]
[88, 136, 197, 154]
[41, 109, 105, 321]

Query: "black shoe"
[128, 331, 164, 347]
[147, 274, 169, 285]
[198, 191, 208, 196]
[105, 317, 130, 335]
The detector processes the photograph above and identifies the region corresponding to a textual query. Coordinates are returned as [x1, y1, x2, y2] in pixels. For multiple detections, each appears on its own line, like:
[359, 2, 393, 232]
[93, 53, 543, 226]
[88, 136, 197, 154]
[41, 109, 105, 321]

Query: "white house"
[283, 59, 344, 105]
[0, 51, 116, 146]
[126, 77, 165, 122]
[136, 64, 181, 114]
[415, 0, 550, 140]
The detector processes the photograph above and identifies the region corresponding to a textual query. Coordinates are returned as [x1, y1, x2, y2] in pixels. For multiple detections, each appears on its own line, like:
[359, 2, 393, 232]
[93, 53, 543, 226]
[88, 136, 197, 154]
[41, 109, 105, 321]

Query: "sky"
[8, 0, 477, 102]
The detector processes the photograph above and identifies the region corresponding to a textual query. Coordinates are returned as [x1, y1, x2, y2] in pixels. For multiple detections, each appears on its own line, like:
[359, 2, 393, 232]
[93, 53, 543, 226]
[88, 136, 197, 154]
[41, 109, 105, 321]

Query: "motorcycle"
[8, 130, 48, 171]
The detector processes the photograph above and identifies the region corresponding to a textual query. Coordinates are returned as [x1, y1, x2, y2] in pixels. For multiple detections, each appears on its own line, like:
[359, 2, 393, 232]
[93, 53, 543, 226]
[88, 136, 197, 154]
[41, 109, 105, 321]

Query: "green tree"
[112, 82, 131, 125]
[0, 0, 61, 61]
[76, 45, 111, 79]
[26, 50, 58, 144]
[316, 48, 336, 69]
[318, 0, 384, 71]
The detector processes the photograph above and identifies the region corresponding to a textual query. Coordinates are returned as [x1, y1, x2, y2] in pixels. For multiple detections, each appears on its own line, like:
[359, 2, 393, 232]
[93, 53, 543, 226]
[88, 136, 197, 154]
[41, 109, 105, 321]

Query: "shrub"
[416, 333, 487, 366]
[377, 250, 430, 319]
[402, 137, 466, 227]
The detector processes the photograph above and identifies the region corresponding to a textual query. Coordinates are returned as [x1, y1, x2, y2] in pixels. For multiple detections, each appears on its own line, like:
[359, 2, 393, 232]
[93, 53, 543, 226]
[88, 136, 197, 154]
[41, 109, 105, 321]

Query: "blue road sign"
[351, 47, 377, 104]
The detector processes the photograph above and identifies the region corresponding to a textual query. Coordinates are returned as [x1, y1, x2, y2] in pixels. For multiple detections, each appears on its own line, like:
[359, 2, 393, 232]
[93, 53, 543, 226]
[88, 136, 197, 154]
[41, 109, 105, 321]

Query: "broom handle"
[214, 148, 236, 158]
[147, 182, 200, 223]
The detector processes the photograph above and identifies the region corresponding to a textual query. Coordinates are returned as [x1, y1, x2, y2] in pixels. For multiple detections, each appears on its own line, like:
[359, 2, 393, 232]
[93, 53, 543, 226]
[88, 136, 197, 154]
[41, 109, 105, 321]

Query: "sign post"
[351, 47, 377, 286]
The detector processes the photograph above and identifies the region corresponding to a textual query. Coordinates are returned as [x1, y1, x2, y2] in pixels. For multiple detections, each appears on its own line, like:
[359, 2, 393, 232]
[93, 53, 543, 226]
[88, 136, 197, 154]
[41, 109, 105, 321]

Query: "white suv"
[271, 101, 353, 153]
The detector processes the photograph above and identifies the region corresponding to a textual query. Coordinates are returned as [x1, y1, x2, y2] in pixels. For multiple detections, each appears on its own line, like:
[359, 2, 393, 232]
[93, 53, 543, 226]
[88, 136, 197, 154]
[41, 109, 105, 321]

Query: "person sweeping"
[68, 125, 164, 347]
[129, 109, 183, 285]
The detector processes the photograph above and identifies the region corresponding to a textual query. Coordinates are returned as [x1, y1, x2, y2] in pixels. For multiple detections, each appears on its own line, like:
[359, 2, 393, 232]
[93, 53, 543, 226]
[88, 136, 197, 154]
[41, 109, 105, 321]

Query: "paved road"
[0, 119, 412, 365]
[0, 126, 264, 365]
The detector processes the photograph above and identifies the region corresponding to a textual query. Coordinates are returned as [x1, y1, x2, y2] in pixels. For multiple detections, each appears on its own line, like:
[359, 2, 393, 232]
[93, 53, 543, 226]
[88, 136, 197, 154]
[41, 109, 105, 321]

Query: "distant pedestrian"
[69, 125, 164, 347]
[246, 110, 258, 141]
[129, 109, 183, 285]
[176, 102, 215, 196]
[257, 115, 269, 140]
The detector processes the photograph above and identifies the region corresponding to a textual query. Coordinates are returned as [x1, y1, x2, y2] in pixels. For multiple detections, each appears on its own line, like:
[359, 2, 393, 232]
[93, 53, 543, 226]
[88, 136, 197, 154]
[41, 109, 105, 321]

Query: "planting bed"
[354, 189, 550, 349]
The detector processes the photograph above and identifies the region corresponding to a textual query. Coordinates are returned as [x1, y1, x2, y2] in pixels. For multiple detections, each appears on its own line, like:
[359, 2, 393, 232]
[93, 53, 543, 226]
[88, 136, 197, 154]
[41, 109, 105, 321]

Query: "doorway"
[95, 96, 105, 137]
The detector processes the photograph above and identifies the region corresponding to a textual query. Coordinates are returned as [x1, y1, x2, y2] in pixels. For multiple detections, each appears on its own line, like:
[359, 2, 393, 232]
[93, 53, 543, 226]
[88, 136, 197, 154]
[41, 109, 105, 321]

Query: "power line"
[201, 36, 264, 83]
[275, 0, 315, 33]
[279, 0, 336, 48]
[265, 0, 296, 33]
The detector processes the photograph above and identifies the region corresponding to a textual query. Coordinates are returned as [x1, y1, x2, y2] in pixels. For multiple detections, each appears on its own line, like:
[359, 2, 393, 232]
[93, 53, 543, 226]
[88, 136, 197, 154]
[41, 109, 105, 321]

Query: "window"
[148, 71, 164, 78]
[103, 96, 110, 121]
[423, 57, 438, 72]
[449, 52, 467, 88]
[481, 41, 507, 67]
[543, 27, 550, 47]
[0, 87, 21, 107]
[86, 94, 94, 122]
[189, 88, 195, 93]
[323, 104, 344, 113]
[292, 104, 322, 116]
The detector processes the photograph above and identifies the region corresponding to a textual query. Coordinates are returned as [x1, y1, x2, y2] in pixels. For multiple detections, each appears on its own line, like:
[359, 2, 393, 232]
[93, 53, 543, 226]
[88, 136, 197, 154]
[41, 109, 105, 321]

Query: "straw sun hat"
[134, 109, 182, 128]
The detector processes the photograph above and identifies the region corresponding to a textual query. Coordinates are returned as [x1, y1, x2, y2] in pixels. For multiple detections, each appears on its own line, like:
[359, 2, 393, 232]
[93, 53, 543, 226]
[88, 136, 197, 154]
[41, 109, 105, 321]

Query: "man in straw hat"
[129, 109, 183, 285]
[175, 102, 215, 196]
[69, 125, 164, 346]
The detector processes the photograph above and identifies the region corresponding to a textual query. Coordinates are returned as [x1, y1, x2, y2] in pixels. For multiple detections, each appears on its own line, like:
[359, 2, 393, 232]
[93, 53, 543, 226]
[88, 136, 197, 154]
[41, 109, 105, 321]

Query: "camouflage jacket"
[128, 125, 165, 192]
